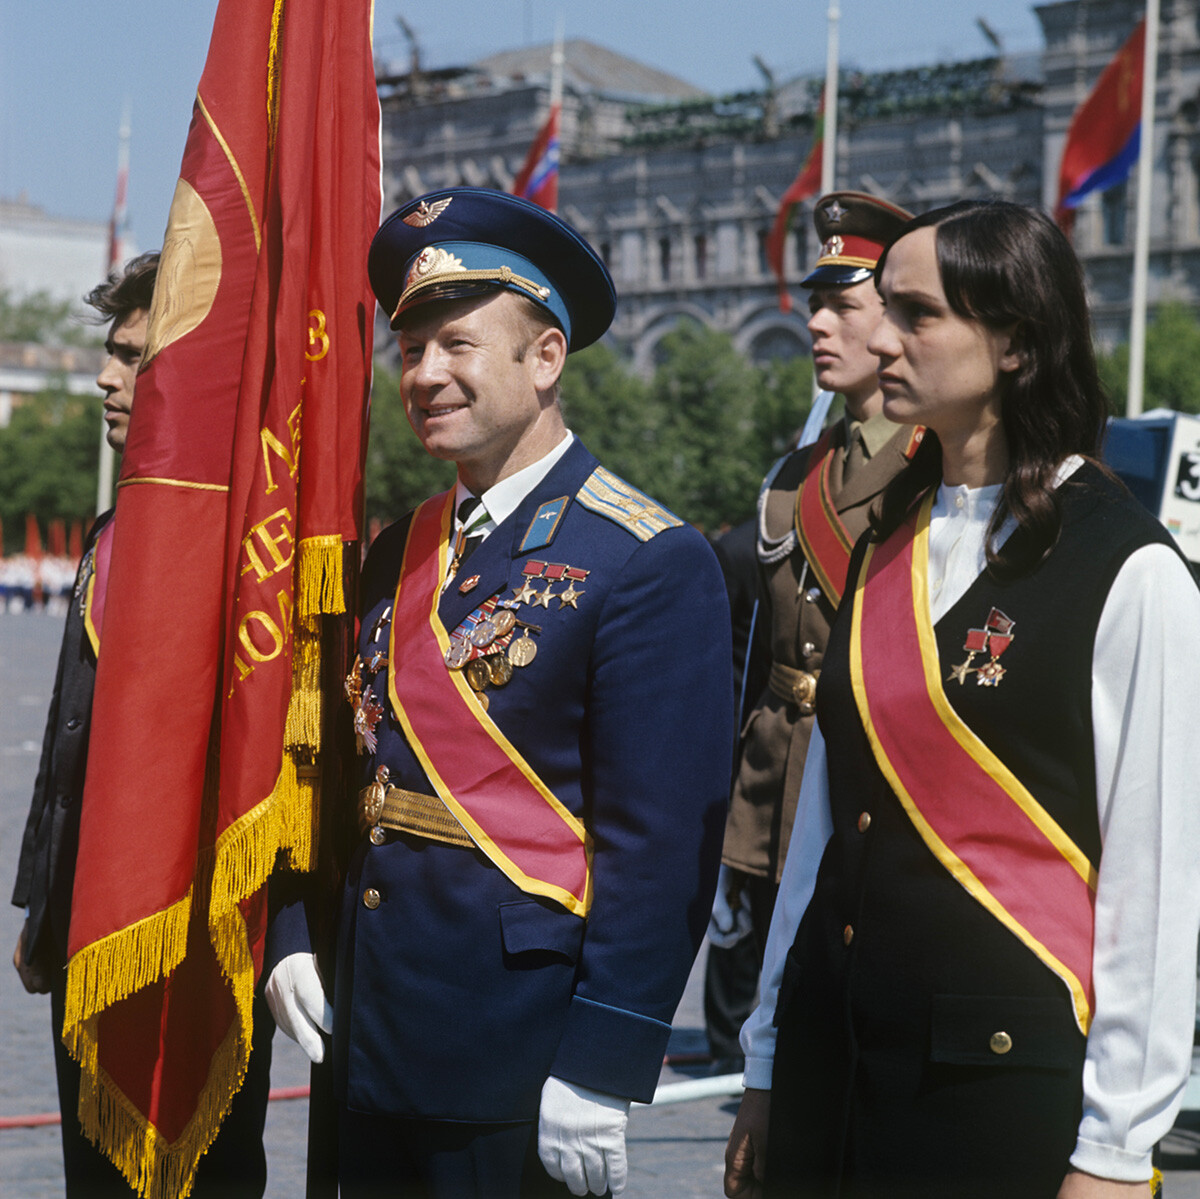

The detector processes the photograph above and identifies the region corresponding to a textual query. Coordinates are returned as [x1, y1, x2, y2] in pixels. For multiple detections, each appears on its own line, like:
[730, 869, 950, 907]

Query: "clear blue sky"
[0, 1, 1044, 251]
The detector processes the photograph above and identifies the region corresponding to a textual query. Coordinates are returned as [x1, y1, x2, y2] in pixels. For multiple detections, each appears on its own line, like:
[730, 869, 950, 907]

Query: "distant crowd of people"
[0, 553, 81, 613]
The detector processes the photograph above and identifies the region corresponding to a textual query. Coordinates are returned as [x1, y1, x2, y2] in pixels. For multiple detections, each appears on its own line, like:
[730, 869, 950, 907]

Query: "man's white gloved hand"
[538, 1075, 630, 1196]
[264, 952, 333, 1064]
[707, 863, 754, 949]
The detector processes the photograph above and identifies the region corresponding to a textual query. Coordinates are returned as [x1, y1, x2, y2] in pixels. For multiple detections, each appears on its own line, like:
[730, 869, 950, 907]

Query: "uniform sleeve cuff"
[1069, 1136, 1154, 1183]
[742, 1054, 774, 1091]
[549, 995, 672, 1103]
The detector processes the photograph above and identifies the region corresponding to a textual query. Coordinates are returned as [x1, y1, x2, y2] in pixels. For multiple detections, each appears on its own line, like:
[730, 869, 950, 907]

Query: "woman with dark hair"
[724, 201, 1200, 1199]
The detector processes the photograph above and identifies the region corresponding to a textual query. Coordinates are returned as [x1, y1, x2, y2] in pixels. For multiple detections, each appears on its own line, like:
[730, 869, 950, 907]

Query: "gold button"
[989, 1031, 1013, 1055]
[369, 827, 386, 846]
[363, 888, 381, 910]
[801, 641, 816, 658]
[843, 924, 854, 946]
[857, 811, 871, 833]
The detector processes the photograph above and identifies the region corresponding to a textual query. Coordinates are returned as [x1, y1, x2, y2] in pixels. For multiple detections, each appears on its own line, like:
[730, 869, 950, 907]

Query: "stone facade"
[379, 1, 1196, 364]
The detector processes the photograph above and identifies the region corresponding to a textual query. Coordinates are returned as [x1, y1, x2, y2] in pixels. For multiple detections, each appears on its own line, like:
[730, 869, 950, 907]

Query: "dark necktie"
[456, 497, 489, 568]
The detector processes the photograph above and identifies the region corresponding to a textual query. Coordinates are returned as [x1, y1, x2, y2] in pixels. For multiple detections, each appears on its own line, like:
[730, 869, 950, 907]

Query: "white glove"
[706, 864, 754, 949]
[264, 952, 333, 1064]
[538, 1075, 630, 1196]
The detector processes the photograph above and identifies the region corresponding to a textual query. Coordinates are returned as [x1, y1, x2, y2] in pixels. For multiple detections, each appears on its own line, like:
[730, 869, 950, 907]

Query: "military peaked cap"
[369, 187, 616, 351]
[802, 191, 914, 288]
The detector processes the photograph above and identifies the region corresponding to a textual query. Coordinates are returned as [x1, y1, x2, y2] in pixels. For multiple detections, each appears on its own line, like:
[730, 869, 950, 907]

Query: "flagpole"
[551, 15, 564, 112]
[1127, 0, 1159, 418]
[813, 0, 840, 403]
[97, 104, 131, 518]
[820, 2, 840, 194]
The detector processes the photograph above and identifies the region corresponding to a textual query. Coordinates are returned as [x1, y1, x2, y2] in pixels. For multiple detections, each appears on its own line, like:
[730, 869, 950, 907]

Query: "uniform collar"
[455, 432, 575, 533]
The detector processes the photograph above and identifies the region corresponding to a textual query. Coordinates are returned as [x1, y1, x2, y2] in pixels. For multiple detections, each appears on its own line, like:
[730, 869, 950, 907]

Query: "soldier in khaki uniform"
[714, 192, 916, 952]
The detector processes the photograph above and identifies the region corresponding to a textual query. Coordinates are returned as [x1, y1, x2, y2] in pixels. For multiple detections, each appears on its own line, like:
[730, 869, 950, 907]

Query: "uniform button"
[801, 641, 816, 658]
[955, 494, 965, 509]
[843, 924, 854, 946]
[362, 888, 381, 910]
[804, 588, 821, 604]
[369, 827, 386, 846]
[989, 1031, 1013, 1055]
[66, 717, 81, 731]
[857, 811, 871, 833]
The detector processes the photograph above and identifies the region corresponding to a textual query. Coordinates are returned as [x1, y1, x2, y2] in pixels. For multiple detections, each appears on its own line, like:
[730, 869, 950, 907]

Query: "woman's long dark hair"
[869, 200, 1108, 576]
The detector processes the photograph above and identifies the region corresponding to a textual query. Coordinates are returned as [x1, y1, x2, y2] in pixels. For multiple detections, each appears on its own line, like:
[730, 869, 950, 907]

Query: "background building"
[378, 0, 1187, 366]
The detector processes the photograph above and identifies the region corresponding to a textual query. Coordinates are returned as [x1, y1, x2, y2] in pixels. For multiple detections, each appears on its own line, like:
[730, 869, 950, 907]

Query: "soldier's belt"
[357, 783, 475, 849]
[769, 662, 820, 714]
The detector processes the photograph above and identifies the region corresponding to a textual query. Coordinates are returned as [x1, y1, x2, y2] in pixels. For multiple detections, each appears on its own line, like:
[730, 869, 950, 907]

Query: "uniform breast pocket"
[929, 993, 1083, 1069]
[498, 898, 585, 970]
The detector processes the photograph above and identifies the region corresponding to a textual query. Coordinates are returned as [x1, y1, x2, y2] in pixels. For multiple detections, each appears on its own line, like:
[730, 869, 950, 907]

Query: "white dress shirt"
[741, 461, 1200, 1182]
[450, 432, 575, 552]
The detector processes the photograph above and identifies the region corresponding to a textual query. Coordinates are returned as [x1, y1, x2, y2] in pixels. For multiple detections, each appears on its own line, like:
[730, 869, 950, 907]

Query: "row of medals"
[443, 604, 538, 711]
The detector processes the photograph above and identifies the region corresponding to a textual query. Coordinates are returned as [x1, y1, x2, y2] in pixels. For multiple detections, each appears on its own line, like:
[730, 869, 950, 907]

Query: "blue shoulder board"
[575, 467, 683, 542]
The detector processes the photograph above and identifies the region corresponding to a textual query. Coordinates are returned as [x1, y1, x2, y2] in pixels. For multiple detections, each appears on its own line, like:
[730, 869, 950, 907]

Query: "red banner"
[512, 104, 561, 213]
[849, 496, 1097, 1033]
[62, 2, 380, 1194]
[1055, 19, 1145, 231]
[767, 95, 824, 313]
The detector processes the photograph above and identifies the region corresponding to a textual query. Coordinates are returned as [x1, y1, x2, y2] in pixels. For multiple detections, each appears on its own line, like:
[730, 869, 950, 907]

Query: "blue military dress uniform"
[336, 436, 733, 1124]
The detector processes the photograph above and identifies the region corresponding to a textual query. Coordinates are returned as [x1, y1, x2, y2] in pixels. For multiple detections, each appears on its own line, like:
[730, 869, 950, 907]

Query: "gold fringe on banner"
[295, 534, 345, 619]
[63, 890, 194, 1037]
[285, 615, 323, 750]
[74, 1012, 248, 1199]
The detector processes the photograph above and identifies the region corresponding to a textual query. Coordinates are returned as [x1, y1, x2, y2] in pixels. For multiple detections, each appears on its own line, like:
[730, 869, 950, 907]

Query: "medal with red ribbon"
[948, 607, 1016, 687]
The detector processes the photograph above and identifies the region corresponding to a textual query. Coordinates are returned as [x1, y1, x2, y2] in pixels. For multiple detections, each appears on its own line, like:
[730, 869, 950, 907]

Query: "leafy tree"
[0, 288, 97, 346]
[0, 387, 102, 553]
[560, 341, 655, 484]
[645, 323, 766, 531]
[752, 354, 814, 467]
[1096, 302, 1200, 416]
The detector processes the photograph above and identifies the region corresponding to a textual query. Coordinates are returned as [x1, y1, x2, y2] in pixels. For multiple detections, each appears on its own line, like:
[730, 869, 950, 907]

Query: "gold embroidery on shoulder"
[575, 467, 683, 542]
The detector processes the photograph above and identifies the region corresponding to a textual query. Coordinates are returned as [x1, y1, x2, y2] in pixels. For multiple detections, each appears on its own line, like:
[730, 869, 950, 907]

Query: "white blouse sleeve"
[1071, 542, 1200, 1181]
[739, 721, 834, 1090]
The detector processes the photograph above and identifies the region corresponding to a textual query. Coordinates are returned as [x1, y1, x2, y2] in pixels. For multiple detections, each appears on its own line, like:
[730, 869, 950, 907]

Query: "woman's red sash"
[794, 429, 854, 605]
[387, 491, 592, 916]
[848, 495, 1096, 1032]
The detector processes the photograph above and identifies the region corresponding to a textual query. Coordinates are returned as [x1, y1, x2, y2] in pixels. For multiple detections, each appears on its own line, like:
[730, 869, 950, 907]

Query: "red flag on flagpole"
[512, 104, 561, 213]
[767, 96, 825, 312]
[62, 2, 380, 1195]
[24, 512, 42, 559]
[1054, 19, 1146, 233]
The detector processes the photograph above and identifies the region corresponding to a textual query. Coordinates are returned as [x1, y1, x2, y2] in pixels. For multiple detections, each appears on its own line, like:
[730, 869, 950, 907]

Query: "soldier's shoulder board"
[576, 467, 683, 542]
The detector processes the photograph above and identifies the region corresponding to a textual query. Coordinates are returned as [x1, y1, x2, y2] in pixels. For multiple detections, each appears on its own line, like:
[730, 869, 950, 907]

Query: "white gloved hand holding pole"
[538, 1075, 630, 1196]
[264, 951, 333, 1064]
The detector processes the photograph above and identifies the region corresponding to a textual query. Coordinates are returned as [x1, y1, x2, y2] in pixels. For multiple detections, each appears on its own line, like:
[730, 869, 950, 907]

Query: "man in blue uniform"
[265, 188, 733, 1197]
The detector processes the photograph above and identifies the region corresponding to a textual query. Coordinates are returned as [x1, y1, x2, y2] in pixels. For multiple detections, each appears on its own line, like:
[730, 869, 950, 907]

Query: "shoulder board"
[575, 467, 683, 542]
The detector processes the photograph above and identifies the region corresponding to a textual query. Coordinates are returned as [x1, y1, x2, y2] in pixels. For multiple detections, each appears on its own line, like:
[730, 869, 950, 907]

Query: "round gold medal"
[492, 609, 517, 637]
[508, 631, 537, 667]
[488, 654, 514, 686]
[466, 658, 492, 691]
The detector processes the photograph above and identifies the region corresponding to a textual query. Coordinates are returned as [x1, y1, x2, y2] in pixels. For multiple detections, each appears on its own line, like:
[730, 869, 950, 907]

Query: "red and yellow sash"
[848, 495, 1096, 1033]
[795, 426, 924, 607]
[794, 429, 853, 605]
[83, 518, 115, 658]
[388, 491, 592, 916]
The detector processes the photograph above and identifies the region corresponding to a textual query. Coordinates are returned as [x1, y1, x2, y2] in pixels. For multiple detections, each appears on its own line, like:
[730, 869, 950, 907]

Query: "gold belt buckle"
[792, 670, 819, 715]
[358, 767, 390, 833]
